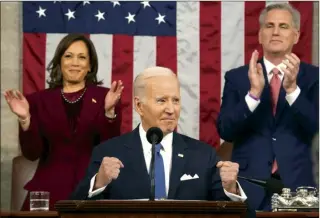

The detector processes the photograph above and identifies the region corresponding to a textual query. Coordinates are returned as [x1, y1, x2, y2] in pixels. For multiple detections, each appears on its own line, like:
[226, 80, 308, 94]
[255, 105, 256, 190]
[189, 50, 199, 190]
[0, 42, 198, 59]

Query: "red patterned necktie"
[270, 68, 281, 116]
[270, 68, 281, 174]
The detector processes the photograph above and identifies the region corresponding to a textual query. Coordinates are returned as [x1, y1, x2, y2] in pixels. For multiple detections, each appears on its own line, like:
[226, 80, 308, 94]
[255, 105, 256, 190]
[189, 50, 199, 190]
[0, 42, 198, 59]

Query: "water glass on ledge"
[30, 191, 49, 211]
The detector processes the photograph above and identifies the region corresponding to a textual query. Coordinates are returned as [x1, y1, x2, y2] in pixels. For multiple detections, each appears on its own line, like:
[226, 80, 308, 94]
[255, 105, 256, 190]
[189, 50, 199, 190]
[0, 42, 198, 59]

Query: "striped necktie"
[270, 68, 281, 116]
[270, 68, 281, 174]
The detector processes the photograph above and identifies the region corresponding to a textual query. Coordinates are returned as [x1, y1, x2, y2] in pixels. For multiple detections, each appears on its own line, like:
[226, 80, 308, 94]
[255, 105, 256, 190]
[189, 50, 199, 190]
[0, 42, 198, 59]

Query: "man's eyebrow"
[265, 21, 290, 25]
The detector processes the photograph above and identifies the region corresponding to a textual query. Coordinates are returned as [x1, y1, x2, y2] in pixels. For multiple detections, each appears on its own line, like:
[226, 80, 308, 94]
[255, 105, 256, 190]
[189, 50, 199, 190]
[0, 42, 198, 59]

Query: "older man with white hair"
[70, 66, 248, 205]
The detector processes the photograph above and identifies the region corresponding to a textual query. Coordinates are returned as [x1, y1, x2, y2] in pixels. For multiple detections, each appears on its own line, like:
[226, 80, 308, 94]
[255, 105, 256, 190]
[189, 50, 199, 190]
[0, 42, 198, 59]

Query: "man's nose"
[272, 26, 280, 35]
[165, 102, 174, 113]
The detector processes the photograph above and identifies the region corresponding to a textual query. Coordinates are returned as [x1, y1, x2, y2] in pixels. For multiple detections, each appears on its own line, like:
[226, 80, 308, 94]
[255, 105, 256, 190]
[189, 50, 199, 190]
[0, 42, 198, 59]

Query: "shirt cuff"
[245, 93, 260, 112]
[88, 174, 107, 198]
[223, 181, 247, 202]
[285, 86, 301, 106]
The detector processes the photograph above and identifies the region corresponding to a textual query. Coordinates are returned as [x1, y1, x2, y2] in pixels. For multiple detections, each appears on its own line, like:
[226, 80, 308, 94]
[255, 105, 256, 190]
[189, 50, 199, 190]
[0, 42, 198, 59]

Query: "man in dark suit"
[70, 66, 248, 204]
[217, 3, 319, 211]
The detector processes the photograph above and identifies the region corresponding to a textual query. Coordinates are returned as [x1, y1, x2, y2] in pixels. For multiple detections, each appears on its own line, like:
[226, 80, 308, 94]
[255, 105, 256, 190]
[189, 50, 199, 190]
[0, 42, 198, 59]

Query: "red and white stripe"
[22, 1, 314, 148]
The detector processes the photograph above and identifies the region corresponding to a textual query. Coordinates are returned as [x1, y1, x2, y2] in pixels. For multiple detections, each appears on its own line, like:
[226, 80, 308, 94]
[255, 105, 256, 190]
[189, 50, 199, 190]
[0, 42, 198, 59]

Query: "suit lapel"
[76, 85, 102, 136]
[274, 86, 287, 123]
[260, 58, 269, 86]
[168, 133, 188, 199]
[260, 59, 272, 105]
[45, 88, 71, 139]
[124, 126, 151, 195]
[45, 85, 102, 139]
[259, 59, 274, 127]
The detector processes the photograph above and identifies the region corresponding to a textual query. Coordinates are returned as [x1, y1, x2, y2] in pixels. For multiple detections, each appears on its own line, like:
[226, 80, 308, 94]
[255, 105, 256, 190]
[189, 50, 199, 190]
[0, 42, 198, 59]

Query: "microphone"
[146, 127, 163, 201]
[238, 175, 284, 194]
[146, 127, 163, 145]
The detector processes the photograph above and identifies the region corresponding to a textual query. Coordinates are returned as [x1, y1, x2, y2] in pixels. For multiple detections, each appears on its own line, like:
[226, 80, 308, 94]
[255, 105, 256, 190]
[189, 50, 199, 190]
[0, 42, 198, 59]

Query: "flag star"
[111, 1, 120, 7]
[141, 1, 151, 9]
[83, 1, 90, 5]
[95, 10, 105, 21]
[125, 12, 135, 24]
[65, 9, 75, 20]
[36, 6, 46, 18]
[155, 13, 166, 24]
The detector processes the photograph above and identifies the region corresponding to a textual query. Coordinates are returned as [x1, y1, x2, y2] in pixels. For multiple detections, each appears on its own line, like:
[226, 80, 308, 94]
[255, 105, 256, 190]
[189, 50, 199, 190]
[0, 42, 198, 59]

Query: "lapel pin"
[92, 98, 97, 103]
[178, 153, 184, 158]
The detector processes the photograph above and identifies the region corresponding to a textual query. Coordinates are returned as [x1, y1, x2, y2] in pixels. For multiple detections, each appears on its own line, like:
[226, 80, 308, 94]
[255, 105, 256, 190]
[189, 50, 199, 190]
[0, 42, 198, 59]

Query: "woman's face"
[60, 40, 91, 85]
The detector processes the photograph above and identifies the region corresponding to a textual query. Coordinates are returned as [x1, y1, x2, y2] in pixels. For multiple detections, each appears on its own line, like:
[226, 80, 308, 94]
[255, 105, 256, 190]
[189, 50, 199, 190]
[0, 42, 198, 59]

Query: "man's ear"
[258, 28, 262, 45]
[293, 29, 300, 45]
[134, 96, 143, 116]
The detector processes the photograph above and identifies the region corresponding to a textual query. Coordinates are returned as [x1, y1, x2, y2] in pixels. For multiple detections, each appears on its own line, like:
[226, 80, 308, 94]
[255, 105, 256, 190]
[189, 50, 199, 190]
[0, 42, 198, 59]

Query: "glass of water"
[30, 191, 49, 211]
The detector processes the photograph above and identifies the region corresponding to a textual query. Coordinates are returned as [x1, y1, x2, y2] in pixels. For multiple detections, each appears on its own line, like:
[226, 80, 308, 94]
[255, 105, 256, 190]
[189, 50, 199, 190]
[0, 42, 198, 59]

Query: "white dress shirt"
[245, 57, 301, 112]
[88, 124, 247, 202]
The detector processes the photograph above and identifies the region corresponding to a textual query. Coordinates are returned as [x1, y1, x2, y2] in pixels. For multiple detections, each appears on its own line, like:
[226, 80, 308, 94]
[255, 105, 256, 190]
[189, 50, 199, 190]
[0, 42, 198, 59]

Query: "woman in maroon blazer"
[3, 34, 123, 210]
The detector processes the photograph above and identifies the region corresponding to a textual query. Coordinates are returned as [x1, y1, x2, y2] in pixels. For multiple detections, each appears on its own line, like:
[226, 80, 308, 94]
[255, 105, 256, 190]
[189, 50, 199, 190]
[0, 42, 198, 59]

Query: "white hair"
[133, 66, 177, 101]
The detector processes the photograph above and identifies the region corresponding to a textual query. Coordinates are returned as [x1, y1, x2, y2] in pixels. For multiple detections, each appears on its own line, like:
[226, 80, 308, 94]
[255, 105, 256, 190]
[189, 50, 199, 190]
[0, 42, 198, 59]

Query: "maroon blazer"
[19, 84, 122, 210]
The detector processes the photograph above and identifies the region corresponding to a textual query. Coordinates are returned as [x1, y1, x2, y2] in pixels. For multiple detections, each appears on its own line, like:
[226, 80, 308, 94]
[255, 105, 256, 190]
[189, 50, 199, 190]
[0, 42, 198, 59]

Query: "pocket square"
[180, 174, 199, 181]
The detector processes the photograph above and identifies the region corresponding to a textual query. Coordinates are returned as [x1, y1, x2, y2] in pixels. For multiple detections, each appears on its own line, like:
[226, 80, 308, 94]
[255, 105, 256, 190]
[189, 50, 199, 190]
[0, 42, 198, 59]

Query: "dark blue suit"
[70, 126, 230, 201]
[217, 60, 319, 211]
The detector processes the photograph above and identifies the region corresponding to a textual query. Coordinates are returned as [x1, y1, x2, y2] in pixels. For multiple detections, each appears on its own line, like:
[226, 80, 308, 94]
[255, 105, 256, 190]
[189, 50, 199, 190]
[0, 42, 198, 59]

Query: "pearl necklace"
[61, 88, 87, 104]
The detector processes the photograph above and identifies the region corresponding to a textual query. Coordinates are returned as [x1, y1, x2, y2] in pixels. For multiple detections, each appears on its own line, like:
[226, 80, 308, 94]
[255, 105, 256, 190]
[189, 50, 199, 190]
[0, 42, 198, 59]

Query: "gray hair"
[133, 66, 177, 101]
[259, 3, 301, 30]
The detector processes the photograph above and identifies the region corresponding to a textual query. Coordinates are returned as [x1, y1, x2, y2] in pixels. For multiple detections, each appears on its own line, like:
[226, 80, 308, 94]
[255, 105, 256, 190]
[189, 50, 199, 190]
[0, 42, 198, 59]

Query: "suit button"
[272, 138, 276, 141]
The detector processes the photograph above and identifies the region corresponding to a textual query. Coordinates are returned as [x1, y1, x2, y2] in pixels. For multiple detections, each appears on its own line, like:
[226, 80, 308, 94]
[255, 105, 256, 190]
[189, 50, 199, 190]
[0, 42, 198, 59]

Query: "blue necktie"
[155, 143, 166, 199]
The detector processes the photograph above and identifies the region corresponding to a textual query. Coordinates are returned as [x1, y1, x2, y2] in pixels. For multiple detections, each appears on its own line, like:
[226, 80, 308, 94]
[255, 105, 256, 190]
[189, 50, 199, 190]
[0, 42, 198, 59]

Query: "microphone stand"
[237, 176, 267, 186]
[149, 135, 156, 201]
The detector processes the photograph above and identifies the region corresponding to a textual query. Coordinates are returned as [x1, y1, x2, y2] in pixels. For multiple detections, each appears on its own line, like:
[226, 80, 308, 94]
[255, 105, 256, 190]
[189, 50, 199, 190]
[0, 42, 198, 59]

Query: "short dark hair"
[46, 33, 102, 89]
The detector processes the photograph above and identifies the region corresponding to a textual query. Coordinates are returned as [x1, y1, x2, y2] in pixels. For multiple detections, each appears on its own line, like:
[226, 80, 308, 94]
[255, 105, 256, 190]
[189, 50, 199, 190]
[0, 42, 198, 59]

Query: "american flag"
[22, 1, 314, 148]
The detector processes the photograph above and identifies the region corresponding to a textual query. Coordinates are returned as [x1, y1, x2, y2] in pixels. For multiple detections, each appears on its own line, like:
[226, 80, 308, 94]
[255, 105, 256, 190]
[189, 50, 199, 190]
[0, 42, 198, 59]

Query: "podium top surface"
[55, 200, 247, 213]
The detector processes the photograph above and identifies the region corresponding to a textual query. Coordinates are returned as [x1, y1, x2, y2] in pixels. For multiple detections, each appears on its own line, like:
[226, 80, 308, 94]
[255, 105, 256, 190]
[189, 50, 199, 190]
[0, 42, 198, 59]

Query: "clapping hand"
[104, 80, 124, 117]
[248, 50, 265, 99]
[3, 89, 30, 119]
[280, 53, 300, 94]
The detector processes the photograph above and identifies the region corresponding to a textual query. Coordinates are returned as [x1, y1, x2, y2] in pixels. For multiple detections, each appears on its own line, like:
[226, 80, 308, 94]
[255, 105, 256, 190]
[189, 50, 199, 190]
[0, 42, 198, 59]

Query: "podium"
[55, 200, 247, 218]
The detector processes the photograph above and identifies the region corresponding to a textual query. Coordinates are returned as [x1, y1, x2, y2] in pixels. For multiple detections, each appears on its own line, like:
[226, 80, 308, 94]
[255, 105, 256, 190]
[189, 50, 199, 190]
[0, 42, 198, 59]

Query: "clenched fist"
[216, 161, 239, 194]
[94, 157, 124, 190]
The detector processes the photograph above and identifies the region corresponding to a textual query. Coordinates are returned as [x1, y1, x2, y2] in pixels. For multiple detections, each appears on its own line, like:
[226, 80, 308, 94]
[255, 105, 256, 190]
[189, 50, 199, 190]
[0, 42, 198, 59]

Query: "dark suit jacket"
[312, 133, 319, 187]
[70, 126, 230, 201]
[19, 84, 122, 210]
[217, 60, 319, 211]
